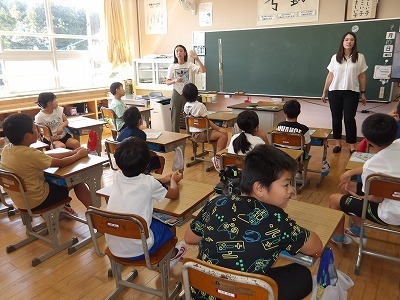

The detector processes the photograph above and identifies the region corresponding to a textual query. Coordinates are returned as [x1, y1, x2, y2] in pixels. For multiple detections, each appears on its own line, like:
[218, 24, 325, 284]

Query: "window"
[0, 0, 108, 97]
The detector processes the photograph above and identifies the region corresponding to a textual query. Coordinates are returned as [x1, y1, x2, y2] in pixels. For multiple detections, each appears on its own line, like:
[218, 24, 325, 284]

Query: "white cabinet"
[134, 58, 173, 90]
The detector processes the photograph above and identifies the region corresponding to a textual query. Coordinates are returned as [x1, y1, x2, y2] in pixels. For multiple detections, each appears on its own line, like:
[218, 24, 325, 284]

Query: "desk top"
[138, 107, 152, 113]
[193, 199, 343, 250]
[208, 112, 238, 122]
[44, 153, 108, 178]
[345, 151, 374, 170]
[227, 103, 283, 112]
[309, 127, 332, 139]
[68, 116, 106, 129]
[144, 129, 190, 146]
[97, 179, 215, 218]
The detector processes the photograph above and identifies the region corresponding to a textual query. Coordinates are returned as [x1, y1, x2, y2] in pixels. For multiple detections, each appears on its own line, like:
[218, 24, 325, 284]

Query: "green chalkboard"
[205, 18, 400, 102]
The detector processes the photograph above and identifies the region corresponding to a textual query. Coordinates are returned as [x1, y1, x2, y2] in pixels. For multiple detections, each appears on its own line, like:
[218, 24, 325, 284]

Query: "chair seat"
[105, 237, 177, 267]
[18, 197, 72, 216]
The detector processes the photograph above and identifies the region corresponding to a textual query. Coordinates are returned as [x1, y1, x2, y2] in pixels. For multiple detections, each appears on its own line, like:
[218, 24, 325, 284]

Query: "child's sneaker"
[212, 156, 220, 172]
[344, 228, 367, 246]
[331, 234, 352, 245]
[170, 241, 187, 267]
[62, 204, 78, 217]
[321, 159, 330, 176]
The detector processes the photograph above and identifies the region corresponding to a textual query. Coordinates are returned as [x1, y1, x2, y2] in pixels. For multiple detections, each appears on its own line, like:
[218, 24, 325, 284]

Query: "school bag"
[214, 164, 242, 196]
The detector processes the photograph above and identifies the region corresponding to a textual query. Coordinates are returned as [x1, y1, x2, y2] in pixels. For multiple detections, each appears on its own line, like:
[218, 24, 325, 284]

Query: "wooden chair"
[100, 107, 119, 140]
[0, 169, 77, 267]
[270, 130, 310, 192]
[180, 257, 278, 300]
[220, 152, 245, 170]
[35, 122, 55, 149]
[104, 139, 120, 170]
[85, 206, 182, 300]
[355, 174, 400, 275]
[185, 116, 217, 172]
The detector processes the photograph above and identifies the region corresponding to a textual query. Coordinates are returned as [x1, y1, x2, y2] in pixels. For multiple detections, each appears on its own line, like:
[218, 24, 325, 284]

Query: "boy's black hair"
[283, 99, 301, 119]
[361, 113, 397, 147]
[114, 137, 150, 177]
[3, 113, 34, 145]
[110, 82, 123, 96]
[232, 110, 260, 154]
[182, 83, 198, 103]
[37, 92, 56, 109]
[240, 144, 297, 194]
[123, 106, 141, 128]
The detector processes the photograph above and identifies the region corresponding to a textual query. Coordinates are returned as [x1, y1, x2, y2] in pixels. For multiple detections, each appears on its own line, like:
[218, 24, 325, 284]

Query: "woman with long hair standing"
[166, 45, 206, 132]
[322, 32, 367, 154]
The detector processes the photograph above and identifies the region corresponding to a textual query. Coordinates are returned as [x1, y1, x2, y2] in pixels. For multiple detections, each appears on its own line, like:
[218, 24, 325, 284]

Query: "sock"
[332, 234, 345, 243]
[350, 226, 365, 237]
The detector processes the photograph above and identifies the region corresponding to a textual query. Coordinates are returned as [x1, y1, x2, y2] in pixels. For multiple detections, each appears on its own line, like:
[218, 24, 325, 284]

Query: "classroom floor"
[0, 127, 399, 299]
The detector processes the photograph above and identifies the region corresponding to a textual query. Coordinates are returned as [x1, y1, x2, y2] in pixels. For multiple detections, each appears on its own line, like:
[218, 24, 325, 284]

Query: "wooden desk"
[144, 129, 190, 172]
[30, 140, 49, 151]
[97, 179, 215, 225]
[208, 112, 238, 128]
[193, 200, 344, 267]
[44, 152, 108, 208]
[308, 127, 332, 187]
[67, 116, 106, 155]
[227, 103, 285, 135]
[345, 151, 374, 170]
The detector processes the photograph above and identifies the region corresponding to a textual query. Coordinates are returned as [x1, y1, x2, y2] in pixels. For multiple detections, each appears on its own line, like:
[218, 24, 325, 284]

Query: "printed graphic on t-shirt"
[175, 68, 190, 83]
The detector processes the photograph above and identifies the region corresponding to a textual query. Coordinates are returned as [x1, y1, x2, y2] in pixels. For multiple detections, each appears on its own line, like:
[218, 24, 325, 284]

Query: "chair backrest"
[185, 116, 213, 142]
[104, 139, 120, 170]
[220, 153, 245, 170]
[0, 168, 33, 215]
[182, 257, 278, 300]
[365, 174, 400, 201]
[100, 107, 118, 131]
[270, 130, 305, 149]
[85, 206, 152, 262]
[149, 91, 163, 98]
[35, 122, 54, 149]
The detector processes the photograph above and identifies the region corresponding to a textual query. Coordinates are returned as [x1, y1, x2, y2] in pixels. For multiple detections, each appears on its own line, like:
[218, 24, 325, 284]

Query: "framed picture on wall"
[345, 0, 378, 21]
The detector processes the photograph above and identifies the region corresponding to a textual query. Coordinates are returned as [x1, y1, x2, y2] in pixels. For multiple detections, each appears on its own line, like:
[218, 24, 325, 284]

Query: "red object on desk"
[87, 130, 98, 152]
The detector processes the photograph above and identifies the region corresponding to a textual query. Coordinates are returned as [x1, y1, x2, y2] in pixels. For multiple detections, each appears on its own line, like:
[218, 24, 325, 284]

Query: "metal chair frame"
[185, 116, 217, 172]
[104, 139, 120, 171]
[0, 169, 77, 266]
[355, 174, 400, 275]
[85, 206, 182, 300]
[35, 122, 55, 149]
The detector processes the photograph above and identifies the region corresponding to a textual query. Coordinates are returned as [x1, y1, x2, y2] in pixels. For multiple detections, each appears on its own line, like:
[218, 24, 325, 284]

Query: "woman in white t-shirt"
[321, 32, 368, 154]
[228, 110, 268, 155]
[35, 92, 80, 149]
[166, 45, 206, 132]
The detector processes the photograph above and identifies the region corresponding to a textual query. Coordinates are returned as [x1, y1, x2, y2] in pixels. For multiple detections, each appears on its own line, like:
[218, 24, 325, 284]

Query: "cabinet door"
[136, 62, 155, 85]
[156, 62, 170, 85]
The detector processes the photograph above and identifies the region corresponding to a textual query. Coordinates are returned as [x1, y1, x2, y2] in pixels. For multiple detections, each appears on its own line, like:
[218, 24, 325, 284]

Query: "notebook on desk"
[152, 212, 179, 226]
[146, 132, 162, 140]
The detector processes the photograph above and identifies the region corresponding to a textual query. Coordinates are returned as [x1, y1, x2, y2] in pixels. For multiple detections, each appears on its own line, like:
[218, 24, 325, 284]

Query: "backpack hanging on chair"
[218, 164, 242, 196]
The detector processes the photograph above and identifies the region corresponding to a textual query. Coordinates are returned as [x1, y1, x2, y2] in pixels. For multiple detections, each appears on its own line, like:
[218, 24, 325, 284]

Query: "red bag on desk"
[356, 138, 368, 153]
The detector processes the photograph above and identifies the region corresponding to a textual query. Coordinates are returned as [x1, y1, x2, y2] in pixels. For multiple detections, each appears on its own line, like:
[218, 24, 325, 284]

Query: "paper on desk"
[349, 152, 374, 163]
[45, 167, 59, 174]
[309, 129, 316, 135]
[146, 132, 162, 139]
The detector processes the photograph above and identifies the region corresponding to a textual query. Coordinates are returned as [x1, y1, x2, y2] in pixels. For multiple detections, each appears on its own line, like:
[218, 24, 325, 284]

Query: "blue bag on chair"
[317, 247, 338, 287]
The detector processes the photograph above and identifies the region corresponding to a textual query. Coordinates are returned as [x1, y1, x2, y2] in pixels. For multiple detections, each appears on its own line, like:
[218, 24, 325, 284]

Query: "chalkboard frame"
[204, 18, 400, 102]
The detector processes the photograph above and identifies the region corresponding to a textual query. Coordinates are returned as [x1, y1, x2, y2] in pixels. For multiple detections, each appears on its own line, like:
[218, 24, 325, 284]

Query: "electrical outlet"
[379, 86, 385, 98]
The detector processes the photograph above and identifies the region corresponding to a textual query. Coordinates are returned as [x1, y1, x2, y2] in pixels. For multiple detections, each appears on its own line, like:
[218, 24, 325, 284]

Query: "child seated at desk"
[109, 82, 127, 132]
[117, 106, 165, 174]
[276, 99, 312, 183]
[228, 110, 268, 155]
[35, 92, 80, 150]
[329, 113, 400, 245]
[185, 144, 323, 300]
[106, 137, 186, 266]
[183, 83, 228, 167]
[0, 114, 92, 216]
